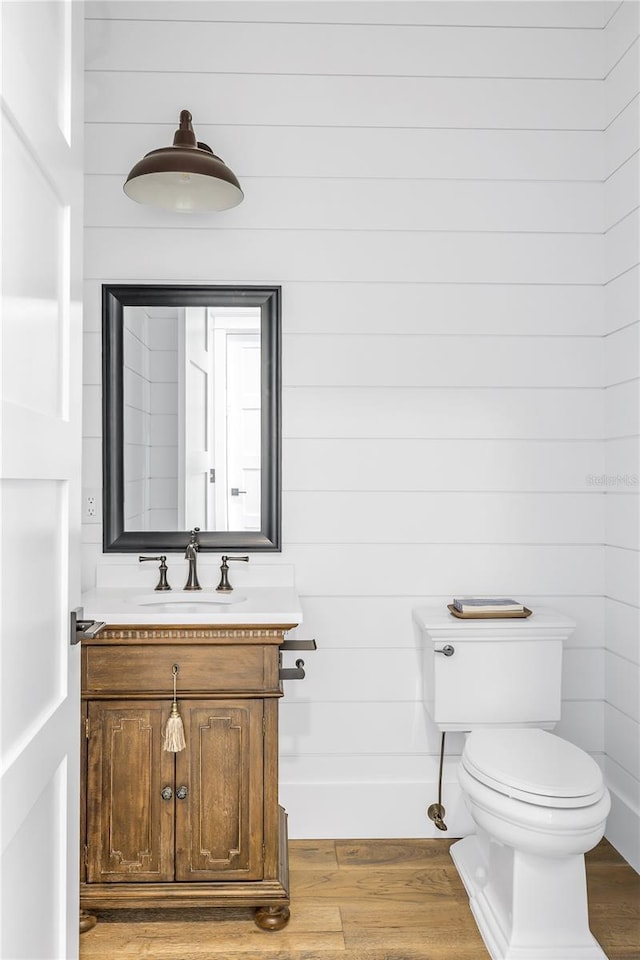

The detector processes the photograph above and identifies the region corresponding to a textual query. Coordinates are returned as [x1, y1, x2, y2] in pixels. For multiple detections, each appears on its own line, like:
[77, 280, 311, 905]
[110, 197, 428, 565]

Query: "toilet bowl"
[460, 728, 610, 855]
[452, 729, 611, 960]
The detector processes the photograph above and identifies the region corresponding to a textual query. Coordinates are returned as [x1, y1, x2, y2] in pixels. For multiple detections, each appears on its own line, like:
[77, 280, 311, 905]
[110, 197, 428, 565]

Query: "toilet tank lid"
[463, 729, 604, 804]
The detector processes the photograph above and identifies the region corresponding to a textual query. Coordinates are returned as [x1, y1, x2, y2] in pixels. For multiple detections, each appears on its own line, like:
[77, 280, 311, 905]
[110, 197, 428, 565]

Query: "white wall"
[82, 1, 638, 861]
[603, 2, 640, 872]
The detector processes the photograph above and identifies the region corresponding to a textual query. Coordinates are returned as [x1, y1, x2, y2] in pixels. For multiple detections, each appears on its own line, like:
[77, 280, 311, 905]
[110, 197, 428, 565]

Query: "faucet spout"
[183, 528, 202, 591]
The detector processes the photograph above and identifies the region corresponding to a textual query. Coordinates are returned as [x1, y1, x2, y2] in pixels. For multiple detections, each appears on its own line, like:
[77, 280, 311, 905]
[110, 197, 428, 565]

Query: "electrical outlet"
[83, 489, 101, 524]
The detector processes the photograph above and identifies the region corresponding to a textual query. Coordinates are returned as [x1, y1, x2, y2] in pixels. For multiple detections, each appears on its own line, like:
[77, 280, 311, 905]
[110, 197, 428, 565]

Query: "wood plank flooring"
[79, 838, 640, 960]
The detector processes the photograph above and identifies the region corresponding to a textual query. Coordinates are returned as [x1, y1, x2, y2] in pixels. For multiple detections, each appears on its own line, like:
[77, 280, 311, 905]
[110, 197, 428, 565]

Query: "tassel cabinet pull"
[163, 664, 186, 752]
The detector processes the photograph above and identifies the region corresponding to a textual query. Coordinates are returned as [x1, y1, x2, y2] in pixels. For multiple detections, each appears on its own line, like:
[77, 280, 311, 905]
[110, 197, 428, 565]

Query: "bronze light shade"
[123, 109, 244, 212]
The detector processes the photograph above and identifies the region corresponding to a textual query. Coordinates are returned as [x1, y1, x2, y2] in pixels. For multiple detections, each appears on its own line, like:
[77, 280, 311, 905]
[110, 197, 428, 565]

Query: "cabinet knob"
[176, 785, 188, 800]
[161, 786, 173, 800]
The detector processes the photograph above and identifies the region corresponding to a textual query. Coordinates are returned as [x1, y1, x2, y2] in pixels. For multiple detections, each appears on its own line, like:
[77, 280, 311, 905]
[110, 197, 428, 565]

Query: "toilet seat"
[462, 728, 604, 808]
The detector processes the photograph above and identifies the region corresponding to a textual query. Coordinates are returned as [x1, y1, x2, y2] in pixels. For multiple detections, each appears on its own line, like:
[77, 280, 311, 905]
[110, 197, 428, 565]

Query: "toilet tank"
[413, 606, 576, 732]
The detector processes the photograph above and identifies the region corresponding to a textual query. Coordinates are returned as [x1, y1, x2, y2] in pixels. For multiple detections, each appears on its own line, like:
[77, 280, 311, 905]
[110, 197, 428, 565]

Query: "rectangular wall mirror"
[102, 284, 281, 552]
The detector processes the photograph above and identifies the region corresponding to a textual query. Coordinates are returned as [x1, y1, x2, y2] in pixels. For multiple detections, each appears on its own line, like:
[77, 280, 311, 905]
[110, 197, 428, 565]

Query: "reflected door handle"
[230, 488, 247, 496]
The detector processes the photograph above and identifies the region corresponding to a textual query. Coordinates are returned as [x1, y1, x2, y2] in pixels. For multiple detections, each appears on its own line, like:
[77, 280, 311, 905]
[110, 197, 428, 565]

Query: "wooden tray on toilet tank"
[447, 605, 533, 619]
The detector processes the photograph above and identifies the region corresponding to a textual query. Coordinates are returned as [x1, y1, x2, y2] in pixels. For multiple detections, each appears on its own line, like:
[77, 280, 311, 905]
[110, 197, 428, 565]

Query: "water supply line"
[427, 732, 448, 831]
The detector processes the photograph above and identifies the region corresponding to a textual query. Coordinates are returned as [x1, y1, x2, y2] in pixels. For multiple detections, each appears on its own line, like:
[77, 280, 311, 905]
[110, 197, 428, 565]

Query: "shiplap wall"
[82, 1, 637, 855]
[122, 306, 153, 530]
[603, 3, 640, 872]
[122, 308, 179, 531]
[146, 311, 179, 530]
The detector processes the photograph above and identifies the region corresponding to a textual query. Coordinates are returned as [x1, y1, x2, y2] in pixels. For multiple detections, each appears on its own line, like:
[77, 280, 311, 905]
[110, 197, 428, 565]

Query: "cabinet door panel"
[86, 702, 174, 882]
[175, 700, 264, 881]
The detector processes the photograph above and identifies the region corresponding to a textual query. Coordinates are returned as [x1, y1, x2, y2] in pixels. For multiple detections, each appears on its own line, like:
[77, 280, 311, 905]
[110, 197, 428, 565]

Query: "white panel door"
[1, 3, 84, 958]
[226, 333, 261, 531]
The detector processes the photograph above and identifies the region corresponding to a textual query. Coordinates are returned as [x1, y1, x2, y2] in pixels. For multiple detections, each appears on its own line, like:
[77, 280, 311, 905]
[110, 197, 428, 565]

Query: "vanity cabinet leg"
[79, 910, 97, 933]
[254, 904, 291, 930]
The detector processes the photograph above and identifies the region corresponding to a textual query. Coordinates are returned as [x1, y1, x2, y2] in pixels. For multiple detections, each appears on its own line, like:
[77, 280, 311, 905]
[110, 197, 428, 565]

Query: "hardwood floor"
[79, 838, 639, 960]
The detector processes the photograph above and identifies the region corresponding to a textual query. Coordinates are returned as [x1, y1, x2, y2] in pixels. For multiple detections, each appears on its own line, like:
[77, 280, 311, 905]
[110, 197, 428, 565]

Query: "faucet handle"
[216, 555, 249, 593]
[188, 527, 200, 547]
[139, 555, 171, 591]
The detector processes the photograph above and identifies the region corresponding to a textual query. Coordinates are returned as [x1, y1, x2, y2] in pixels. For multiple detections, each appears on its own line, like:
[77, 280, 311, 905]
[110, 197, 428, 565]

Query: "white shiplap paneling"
[85, 228, 604, 285]
[283, 334, 603, 387]
[284, 438, 605, 491]
[280, 282, 606, 336]
[603, 1, 640, 872]
[86, 177, 604, 233]
[297, 594, 606, 650]
[82, 1, 633, 845]
[283, 386, 604, 439]
[85, 18, 604, 79]
[87, 71, 604, 131]
[283, 543, 604, 597]
[86, 125, 606, 181]
[283, 492, 604, 544]
[85, 1, 614, 29]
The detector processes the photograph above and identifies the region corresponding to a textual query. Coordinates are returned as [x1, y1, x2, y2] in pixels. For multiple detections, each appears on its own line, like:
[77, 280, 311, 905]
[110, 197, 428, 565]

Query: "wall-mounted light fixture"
[123, 109, 243, 213]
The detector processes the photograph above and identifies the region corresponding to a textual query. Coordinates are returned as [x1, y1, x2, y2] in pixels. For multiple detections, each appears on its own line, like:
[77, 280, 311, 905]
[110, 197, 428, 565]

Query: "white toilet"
[414, 606, 611, 960]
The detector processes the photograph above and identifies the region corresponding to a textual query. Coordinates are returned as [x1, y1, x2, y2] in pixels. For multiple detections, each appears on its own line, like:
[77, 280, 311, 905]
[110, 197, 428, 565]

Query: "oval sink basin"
[132, 592, 246, 607]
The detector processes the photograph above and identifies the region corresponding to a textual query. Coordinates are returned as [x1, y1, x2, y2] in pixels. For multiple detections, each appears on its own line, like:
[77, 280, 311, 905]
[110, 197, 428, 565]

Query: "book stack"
[450, 597, 528, 619]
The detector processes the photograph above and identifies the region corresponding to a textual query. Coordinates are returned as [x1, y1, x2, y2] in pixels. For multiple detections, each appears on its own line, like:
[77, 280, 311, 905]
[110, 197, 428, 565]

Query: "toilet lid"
[462, 729, 604, 808]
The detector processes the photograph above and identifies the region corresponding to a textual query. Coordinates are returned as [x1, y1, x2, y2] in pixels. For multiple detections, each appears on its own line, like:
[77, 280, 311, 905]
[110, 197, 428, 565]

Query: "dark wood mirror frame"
[102, 283, 281, 552]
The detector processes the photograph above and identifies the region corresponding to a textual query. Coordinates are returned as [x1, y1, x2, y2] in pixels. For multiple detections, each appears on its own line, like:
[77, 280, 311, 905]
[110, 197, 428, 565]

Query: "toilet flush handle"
[435, 644, 455, 657]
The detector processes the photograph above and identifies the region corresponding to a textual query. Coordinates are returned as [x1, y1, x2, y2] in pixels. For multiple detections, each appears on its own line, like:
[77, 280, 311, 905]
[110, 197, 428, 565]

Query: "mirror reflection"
[102, 284, 281, 553]
[123, 304, 262, 533]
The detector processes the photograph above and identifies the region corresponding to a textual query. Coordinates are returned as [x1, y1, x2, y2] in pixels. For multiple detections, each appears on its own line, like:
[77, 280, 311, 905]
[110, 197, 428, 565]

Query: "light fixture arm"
[173, 109, 198, 148]
[172, 110, 216, 157]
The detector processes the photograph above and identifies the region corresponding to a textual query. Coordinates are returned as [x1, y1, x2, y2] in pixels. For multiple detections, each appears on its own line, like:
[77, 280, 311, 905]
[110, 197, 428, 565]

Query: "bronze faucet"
[183, 528, 202, 590]
[216, 555, 249, 592]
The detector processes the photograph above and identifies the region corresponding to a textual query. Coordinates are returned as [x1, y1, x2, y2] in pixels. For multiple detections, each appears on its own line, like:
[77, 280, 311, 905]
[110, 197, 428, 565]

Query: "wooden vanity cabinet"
[80, 624, 296, 930]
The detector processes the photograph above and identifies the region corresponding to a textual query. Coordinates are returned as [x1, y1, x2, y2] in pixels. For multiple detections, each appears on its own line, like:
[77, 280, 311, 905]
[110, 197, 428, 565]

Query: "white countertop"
[82, 586, 303, 626]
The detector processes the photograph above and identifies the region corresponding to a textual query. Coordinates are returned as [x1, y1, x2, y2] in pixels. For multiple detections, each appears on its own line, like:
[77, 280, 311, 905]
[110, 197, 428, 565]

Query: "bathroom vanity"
[79, 586, 307, 930]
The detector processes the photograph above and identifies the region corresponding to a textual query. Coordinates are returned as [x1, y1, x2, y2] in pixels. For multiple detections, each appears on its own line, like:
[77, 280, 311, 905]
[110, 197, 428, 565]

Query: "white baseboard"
[280, 779, 475, 840]
[605, 785, 640, 873]
[281, 777, 639, 878]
